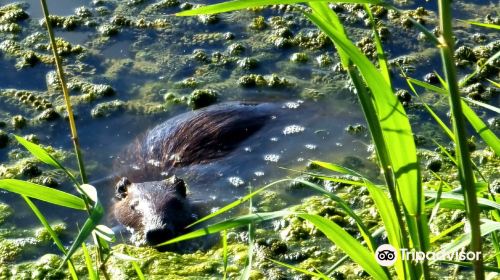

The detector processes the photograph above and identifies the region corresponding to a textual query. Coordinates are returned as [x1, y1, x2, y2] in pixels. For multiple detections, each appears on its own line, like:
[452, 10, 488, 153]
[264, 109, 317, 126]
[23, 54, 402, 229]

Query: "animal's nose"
[145, 228, 171, 246]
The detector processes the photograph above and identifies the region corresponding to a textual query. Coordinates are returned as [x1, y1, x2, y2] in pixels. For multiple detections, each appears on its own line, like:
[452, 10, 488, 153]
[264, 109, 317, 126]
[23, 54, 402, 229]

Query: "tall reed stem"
[437, 1, 483, 278]
[40, 0, 88, 184]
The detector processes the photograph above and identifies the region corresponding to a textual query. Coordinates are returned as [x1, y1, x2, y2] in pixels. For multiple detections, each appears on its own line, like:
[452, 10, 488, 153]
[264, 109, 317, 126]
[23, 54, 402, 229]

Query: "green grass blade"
[293, 178, 377, 251]
[364, 4, 391, 86]
[59, 202, 104, 269]
[406, 77, 448, 94]
[402, 72, 454, 140]
[461, 100, 500, 156]
[487, 78, 500, 88]
[222, 230, 228, 280]
[112, 253, 146, 280]
[425, 191, 500, 211]
[132, 262, 146, 280]
[156, 211, 290, 247]
[458, 19, 500, 30]
[268, 258, 329, 280]
[430, 221, 464, 244]
[460, 51, 500, 87]
[463, 98, 500, 114]
[22, 195, 67, 252]
[437, 261, 500, 273]
[187, 179, 290, 227]
[176, 0, 386, 16]
[14, 135, 77, 182]
[0, 179, 86, 210]
[82, 242, 99, 280]
[22, 195, 79, 279]
[407, 77, 500, 155]
[310, 160, 369, 179]
[297, 213, 389, 280]
[434, 220, 500, 264]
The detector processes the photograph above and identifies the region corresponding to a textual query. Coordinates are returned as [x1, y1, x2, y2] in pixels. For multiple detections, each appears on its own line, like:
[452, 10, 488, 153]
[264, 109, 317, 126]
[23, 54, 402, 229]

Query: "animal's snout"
[145, 227, 173, 246]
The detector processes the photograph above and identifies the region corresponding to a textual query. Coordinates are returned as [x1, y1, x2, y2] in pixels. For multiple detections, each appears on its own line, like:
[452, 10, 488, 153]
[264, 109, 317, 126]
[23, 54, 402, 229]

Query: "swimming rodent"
[112, 102, 275, 246]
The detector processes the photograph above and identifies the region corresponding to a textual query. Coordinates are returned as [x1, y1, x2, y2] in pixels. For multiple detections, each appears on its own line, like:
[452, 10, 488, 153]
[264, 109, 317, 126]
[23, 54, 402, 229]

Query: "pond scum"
[0, 0, 499, 279]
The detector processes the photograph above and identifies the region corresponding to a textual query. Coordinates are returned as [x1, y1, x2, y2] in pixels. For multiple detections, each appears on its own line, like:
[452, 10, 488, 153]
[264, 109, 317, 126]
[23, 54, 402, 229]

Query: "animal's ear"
[115, 177, 131, 199]
[167, 175, 186, 197]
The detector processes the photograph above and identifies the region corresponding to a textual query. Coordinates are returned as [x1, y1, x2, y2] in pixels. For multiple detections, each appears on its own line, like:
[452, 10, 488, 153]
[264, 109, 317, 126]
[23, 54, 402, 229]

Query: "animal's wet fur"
[112, 102, 274, 247]
[119, 102, 273, 182]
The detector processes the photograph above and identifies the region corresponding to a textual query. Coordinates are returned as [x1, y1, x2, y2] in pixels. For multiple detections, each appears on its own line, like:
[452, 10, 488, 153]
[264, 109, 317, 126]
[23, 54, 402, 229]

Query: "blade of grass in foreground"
[59, 201, 104, 269]
[22, 195, 79, 279]
[458, 19, 500, 30]
[187, 179, 290, 227]
[297, 213, 388, 280]
[0, 179, 86, 210]
[14, 135, 76, 182]
[222, 230, 228, 280]
[268, 258, 329, 280]
[82, 242, 99, 280]
[158, 211, 290, 246]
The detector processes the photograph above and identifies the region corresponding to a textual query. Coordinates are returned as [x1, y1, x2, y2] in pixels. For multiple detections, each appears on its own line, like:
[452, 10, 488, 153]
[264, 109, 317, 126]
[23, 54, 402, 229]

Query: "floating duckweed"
[267, 74, 291, 88]
[20, 162, 41, 178]
[249, 16, 267, 30]
[35, 223, 66, 243]
[188, 89, 218, 109]
[345, 124, 367, 135]
[455, 45, 476, 63]
[0, 203, 13, 225]
[191, 49, 209, 63]
[237, 57, 258, 70]
[395, 89, 411, 106]
[227, 43, 245, 56]
[315, 54, 333, 67]
[0, 23, 21, 33]
[98, 23, 119, 36]
[90, 100, 126, 118]
[177, 77, 198, 88]
[36, 108, 59, 121]
[283, 124, 305, 135]
[0, 239, 23, 263]
[75, 6, 92, 18]
[179, 2, 193, 10]
[223, 32, 234, 40]
[423, 72, 439, 84]
[197, 14, 219, 25]
[0, 3, 29, 24]
[11, 115, 26, 129]
[290, 52, 308, 63]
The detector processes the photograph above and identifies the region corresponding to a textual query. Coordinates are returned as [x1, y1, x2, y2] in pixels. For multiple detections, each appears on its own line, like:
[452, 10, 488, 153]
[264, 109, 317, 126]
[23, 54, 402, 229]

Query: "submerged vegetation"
[0, 0, 499, 279]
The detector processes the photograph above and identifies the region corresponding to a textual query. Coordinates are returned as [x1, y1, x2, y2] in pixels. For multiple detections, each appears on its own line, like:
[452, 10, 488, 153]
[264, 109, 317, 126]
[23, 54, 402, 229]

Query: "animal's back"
[120, 102, 275, 182]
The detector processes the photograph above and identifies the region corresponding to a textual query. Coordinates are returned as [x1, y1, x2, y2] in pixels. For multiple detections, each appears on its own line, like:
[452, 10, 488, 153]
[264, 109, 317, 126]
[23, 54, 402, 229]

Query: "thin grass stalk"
[437, 0, 484, 278]
[39, 0, 88, 184]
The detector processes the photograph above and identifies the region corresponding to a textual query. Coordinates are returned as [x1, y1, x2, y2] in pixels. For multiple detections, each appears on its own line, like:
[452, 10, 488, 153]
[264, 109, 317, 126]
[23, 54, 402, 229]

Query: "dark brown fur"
[113, 102, 274, 246]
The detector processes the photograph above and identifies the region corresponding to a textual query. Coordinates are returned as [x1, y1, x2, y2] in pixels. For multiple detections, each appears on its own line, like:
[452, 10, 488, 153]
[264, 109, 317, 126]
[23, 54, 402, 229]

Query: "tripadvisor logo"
[375, 244, 397, 266]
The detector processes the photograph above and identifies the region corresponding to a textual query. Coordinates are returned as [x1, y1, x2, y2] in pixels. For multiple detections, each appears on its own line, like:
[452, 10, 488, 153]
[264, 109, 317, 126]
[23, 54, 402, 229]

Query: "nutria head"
[113, 175, 195, 246]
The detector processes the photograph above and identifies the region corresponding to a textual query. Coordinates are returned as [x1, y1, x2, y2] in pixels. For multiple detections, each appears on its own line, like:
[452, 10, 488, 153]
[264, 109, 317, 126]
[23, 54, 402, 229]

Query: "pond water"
[0, 0, 498, 270]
